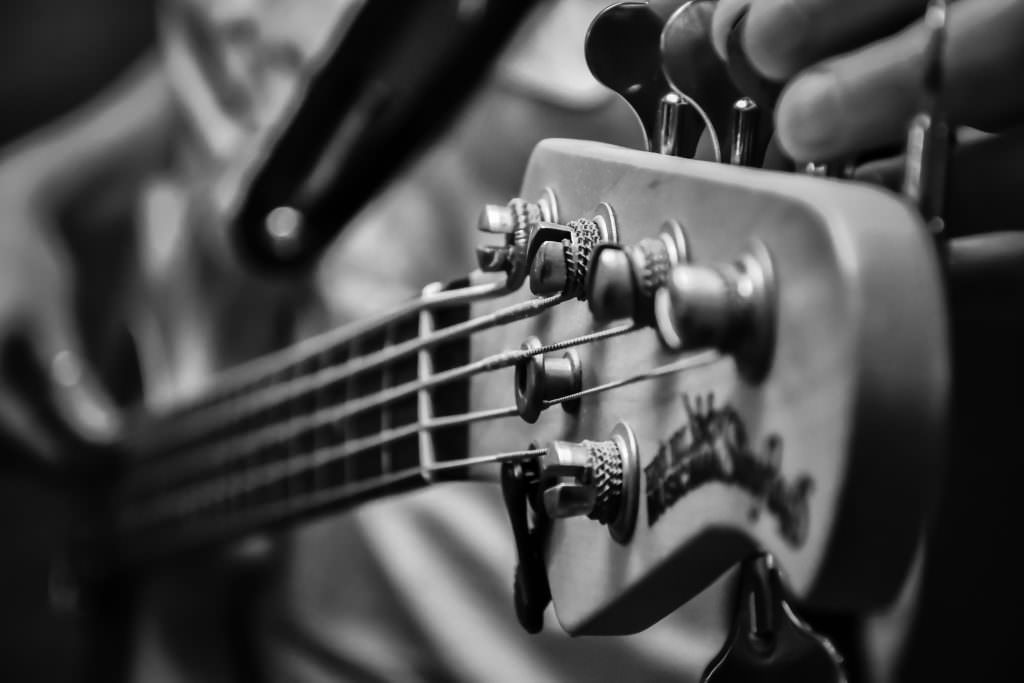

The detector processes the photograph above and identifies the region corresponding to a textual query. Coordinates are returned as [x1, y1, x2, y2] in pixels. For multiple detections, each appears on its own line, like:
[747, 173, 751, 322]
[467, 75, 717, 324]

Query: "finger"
[714, 0, 923, 81]
[0, 385, 62, 472]
[776, 0, 1024, 161]
[31, 307, 121, 447]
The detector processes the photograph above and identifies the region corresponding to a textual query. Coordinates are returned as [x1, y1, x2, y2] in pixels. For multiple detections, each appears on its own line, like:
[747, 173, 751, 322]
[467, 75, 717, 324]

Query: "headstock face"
[469, 139, 948, 635]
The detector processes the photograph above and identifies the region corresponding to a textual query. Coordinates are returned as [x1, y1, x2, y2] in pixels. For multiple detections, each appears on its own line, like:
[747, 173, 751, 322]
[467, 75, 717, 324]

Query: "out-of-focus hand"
[0, 60, 171, 479]
[0, 156, 120, 474]
[711, 0, 1024, 162]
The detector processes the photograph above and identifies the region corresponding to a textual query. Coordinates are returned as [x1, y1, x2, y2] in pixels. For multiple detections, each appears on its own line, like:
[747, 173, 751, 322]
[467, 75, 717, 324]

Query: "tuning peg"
[475, 190, 560, 289]
[654, 241, 777, 382]
[585, 1, 702, 155]
[526, 205, 619, 299]
[660, 0, 743, 162]
[539, 423, 640, 544]
[514, 336, 582, 423]
[586, 220, 689, 324]
[729, 97, 760, 166]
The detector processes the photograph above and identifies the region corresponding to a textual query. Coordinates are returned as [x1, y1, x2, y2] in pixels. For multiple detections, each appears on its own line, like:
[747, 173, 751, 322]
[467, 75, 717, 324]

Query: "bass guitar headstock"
[469, 139, 948, 635]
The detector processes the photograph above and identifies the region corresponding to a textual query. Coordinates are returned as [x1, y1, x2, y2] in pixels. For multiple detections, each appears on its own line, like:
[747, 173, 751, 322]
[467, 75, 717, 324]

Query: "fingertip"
[744, 0, 813, 81]
[50, 351, 122, 445]
[775, 68, 845, 162]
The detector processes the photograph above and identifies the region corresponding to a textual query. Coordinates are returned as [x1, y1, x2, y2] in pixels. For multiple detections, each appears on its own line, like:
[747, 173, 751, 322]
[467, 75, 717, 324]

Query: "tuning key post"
[587, 220, 689, 324]
[539, 422, 640, 544]
[475, 189, 560, 290]
[514, 336, 582, 423]
[526, 204, 619, 299]
[729, 97, 759, 166]
[654, 240, 777, 382]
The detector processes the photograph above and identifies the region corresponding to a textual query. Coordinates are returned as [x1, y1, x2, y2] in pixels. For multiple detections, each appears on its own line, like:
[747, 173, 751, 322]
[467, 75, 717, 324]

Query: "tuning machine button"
[476, 188, 559, 290]
[587, 220, 689, 324]
[515, 336, 582, 424]
[527, 203, 619, 299]
[539, 422, 640, 544]
[660, 0, 741, 162]
[585, 1, 702, 156]
[655, 240, 777, 382]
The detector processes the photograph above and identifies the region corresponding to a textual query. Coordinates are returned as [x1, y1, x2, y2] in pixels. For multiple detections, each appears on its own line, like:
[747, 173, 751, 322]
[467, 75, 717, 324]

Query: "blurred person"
[2, 0, 1024, 681]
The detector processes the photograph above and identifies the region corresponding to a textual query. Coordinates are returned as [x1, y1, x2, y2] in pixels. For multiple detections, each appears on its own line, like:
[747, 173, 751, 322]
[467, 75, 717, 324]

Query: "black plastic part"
[702, 554, 847, 683]
[231, 0, 541, 272]
[500, 460, 551, 634]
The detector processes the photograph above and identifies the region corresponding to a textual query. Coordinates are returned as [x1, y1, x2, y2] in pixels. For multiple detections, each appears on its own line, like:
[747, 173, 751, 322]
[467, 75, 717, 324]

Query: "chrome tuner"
[514, 337, 583, 423]
[476, 188, 559, 290]
[654, 240, 777, 382]
[539, 422, 640, 544]
[527, 204, 618, 299]
[586, 220, 689, 324]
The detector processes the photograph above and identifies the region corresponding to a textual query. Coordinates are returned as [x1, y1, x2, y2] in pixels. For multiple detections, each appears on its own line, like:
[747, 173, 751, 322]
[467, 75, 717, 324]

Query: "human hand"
[710, 0, 1024, 162]
[0, 157, 120, 477]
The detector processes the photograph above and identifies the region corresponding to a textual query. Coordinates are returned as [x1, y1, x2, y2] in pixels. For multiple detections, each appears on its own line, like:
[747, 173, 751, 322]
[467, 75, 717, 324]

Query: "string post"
[515, 336, 582, 423]
[654, 240, 777, 382]
[538, 422, 640, 544]
[476, 190, 560, 289]
[587, 220, 689, 324]
[527, 204, 619, 300]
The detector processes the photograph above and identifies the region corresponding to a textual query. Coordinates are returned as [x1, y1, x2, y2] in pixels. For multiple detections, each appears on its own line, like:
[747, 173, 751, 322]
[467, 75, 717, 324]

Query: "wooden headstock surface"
[469, 139, 948, 635]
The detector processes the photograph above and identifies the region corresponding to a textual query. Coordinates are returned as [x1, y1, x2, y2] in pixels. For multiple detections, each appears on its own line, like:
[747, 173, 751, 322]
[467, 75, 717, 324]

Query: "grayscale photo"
[1, 0, 1022, 681]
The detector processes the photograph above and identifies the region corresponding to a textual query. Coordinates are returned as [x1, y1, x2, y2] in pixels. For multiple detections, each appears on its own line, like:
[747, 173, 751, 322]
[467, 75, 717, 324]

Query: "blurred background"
[0, 2, 152, 678]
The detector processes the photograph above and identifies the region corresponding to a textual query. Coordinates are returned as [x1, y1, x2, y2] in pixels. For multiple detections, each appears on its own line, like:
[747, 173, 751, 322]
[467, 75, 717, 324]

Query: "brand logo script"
[644, 394, 812, 547]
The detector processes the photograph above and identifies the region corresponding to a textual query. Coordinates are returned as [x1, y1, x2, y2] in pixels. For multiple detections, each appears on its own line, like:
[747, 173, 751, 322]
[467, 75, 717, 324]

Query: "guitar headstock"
[469, 139, 948, 635]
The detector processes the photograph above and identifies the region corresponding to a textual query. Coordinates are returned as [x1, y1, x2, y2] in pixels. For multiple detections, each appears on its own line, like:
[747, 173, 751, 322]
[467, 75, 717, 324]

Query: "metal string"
[120, 350, 719, 532]
[125, 322, 638, 494]
[135, 276, 510, 436]
[133, 290, 566, 458]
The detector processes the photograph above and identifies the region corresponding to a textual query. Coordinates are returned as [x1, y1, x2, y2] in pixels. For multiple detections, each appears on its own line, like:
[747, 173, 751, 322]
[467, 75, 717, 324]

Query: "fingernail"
[777, 69, 843, 161]
[64, 382, 122, 443]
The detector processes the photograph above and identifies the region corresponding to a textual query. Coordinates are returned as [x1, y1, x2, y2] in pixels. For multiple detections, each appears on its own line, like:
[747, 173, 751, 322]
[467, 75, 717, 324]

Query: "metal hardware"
[902, 0, 952, 234]
[585, 1, 702, 156]
[527, 204, 618, 299]
[476, 189, 559, 290]
[661, 0, 740, 162]
[587, 220, 690, 324]
[729, 98, 760, 167]
[514, 337, 583, 423]
[500, 457, 551, 634]
[656, 92, 690, 156]
[803, 161, 856, 179]
[702, 554, 847, 682]
[539, 422, 640, 544]
[654, 240, 776, 382]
